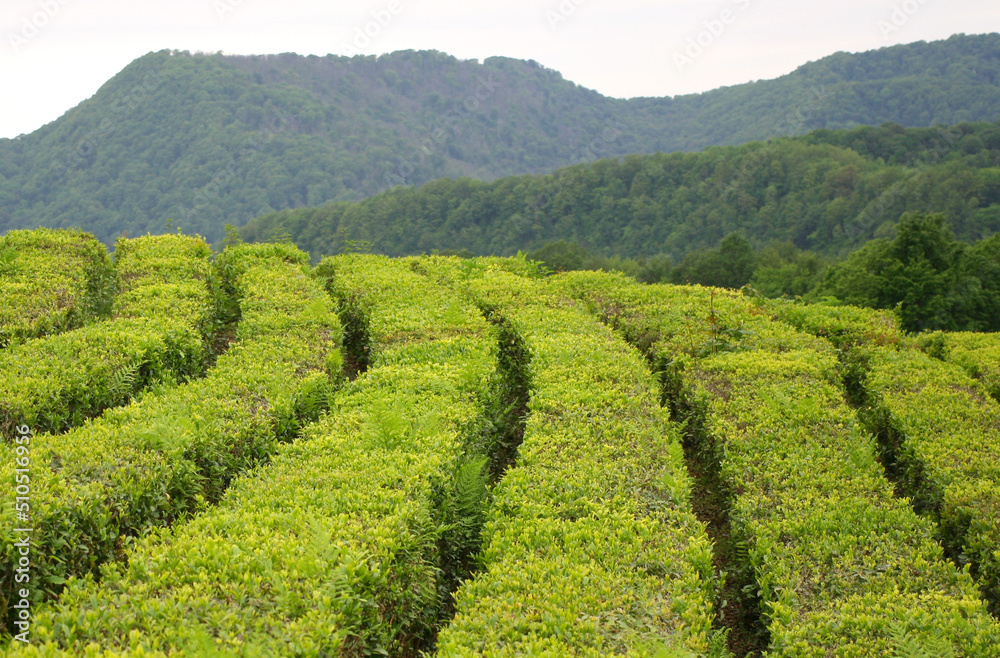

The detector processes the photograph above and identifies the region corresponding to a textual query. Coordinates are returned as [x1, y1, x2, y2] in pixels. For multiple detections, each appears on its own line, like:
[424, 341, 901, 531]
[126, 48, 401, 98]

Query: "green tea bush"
[15, 254, 488, 655]
[761, 298, 904, 350]
[0, 229, 114, 348]
[692, 350, 998, 655]
[857, 346, 1000, 616]
[0, 244, 340, 638]
[5, 255, 999, 655]
[425, 263, 720, 656]
[551, 270, 829, 359]
[557, 271, 1000, 655]
[0, 235, 214, 440]
[919, 331, 1000, 403]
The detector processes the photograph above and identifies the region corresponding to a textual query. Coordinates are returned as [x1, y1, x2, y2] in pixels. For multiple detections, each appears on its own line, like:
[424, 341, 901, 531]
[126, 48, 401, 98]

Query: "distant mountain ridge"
[1, 33, 999, 244]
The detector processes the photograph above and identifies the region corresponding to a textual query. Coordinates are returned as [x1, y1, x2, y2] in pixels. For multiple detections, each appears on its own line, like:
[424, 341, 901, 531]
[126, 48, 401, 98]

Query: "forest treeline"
[241, 120, 1000, 261]
[240, 118, 1000, 333]
[524, 213, 1000, 333]
[1, 34, 999, 243]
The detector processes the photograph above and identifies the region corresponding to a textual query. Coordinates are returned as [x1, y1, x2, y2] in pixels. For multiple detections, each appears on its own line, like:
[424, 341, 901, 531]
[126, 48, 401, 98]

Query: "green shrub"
[16, 254, 489, 655]
[692, 350, 997, 654]
[556, 270, 1000, 654]
[0, 235, 215, 440]
[857, 347, 1000, 616]
[0, 229, 114, 348]
[0, 318, 206, 441]
[420, 260, 720, 656]
[920, 331, 1000, 403]
[0, 244, 340, 637]
[761, 297, 904, 350]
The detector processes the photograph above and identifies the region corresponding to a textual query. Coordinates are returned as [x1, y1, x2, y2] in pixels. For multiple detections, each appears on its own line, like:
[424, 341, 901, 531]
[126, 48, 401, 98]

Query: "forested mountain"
[241, 120, 1000, 261]
[1, 34, 1000, 244]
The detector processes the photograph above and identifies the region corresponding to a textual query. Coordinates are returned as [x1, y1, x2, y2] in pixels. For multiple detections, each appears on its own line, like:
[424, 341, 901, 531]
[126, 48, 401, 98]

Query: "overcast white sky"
[1, 0, 998, 138]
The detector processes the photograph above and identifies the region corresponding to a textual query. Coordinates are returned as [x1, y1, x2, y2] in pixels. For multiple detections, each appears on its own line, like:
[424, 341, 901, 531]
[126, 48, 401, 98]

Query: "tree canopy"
[814, 212, 1000, 332]
[241, 120, 1000, 263]
[2, 34, 1000, 244]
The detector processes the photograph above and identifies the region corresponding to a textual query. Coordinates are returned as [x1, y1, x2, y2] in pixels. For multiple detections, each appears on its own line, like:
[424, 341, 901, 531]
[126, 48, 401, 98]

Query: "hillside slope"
[241, 121, 1000, 261]
[1, 34, 999, 244]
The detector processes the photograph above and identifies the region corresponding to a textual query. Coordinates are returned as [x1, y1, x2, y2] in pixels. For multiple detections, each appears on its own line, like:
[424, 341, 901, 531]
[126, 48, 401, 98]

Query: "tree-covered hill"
[241, 120, 1000, 261]
[1, 33, 1000, 244]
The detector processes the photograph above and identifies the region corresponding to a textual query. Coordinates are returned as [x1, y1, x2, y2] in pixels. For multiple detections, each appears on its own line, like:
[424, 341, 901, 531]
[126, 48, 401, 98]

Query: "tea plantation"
[2, 229, 999, 656]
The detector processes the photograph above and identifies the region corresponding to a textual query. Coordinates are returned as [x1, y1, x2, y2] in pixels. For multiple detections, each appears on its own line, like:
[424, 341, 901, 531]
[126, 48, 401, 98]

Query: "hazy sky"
[1, 0, 998, 138]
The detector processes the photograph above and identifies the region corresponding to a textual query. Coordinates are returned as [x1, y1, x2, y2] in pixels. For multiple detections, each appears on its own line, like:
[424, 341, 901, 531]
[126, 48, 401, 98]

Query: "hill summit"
[1, 33, 999, 243]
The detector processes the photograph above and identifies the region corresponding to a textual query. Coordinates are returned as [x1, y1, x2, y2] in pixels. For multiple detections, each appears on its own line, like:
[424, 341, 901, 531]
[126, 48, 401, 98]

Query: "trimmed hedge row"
[0, 318, 206, 442]
[0, 229, 115, 348]
[556, 272, 1000, 655]
[764, 301, 1000, 615]
[760, 298, 904, 351]
[550, 270, 829, 361]
[13, 254, 493, 655]
[0, 235, 215, 441]
[1, 243, 340, 640]
[111, 234, 217, 334]
[113, 234, 212, 289]
[692, 350, 998, 655]
[417, 261, 720, 656]
[855, 346, 1000, 615]
[919, 331, 1000, 404]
